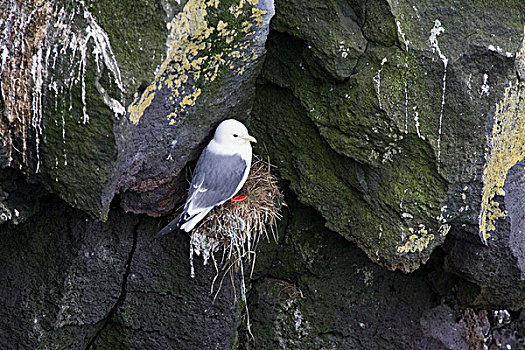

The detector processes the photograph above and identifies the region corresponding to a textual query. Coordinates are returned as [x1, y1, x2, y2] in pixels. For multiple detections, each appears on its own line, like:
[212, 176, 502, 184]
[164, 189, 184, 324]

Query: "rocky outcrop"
[251, 0, 525, 306]
[1, 0, 274, 220]
[118, 0, 275, 217]
[1, 0, 272, 347]
[247, 198, 469, 349]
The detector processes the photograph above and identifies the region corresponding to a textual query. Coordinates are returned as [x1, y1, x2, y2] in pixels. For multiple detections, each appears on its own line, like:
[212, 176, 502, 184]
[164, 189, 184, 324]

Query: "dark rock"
[271, 0, 367, 80]
[2, 0, 525, 348]
[0, 194, 241, 349]
[459, 309, 490, 350]
[91, 218, 240, 349]
[252, 48, 450, 273]
[0, 168, 45, 225]
[0, 196, 135, 348]
[244, 197, 468, 349]
[420, 305, 468, 350]
[443, 158, 525, 310]
[113, 0, 275, 218]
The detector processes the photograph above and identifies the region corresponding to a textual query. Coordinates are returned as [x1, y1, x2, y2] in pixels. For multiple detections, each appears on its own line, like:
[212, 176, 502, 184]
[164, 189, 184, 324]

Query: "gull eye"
[233, 134, 238, 137]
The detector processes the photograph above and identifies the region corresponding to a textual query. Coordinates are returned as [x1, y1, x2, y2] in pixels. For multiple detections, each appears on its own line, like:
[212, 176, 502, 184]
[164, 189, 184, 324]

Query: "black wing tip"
[155, 214, 182, 238]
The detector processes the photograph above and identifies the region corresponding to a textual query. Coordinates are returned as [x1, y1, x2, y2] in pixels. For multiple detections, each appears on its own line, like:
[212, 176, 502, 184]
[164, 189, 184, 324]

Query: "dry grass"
[188, 156, 284, 297]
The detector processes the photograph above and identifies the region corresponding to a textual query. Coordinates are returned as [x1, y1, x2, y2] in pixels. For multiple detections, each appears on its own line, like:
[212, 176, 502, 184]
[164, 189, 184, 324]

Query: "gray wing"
[184, 147, 247, 215]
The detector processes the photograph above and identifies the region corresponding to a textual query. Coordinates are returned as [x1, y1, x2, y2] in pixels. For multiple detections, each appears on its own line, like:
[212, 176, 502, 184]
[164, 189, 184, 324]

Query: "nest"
[188, 156, 283, 300]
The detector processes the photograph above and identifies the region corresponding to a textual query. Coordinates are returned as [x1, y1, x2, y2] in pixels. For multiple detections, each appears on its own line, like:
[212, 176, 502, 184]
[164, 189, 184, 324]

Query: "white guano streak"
[429, 19, 448, 167]
[395, 20, 411, 134]
[373, 57, 388, 110]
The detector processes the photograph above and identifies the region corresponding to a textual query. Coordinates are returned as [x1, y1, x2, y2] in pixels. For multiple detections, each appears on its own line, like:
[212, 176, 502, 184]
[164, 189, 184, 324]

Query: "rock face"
[1, 0, 271, 347]
[0, 0, 274, 220]
[247, 198, 469, 349]
[118, 0, 275, 217]
[2, 0, 525, 349]
[0, 196, 240, 348]
[251, 0, 525, 305]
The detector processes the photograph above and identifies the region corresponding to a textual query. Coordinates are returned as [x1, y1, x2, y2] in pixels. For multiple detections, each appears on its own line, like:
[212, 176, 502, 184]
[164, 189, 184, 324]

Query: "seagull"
[156, 119, 257, 237]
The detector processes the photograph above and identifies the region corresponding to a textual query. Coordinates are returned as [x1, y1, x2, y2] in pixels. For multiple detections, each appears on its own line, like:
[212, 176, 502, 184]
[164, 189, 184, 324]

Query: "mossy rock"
[251, 0, 524, 275]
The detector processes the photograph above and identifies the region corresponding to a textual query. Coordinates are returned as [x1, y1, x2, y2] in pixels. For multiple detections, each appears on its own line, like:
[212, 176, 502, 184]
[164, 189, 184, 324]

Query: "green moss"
[41, 0, 269, 218]
[252, 31, 449, 271]
[362, 0, 397, 46]
[89, 0, 169, 95]
[228, 330, 239, 350]
[37, 0, 172, 219]
[252, 84, 383, 264]
[270, 0, 367, 80]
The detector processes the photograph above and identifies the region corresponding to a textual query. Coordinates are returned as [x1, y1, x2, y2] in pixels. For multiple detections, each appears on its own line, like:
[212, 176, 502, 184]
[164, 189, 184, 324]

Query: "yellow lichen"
[251, 7, 268, 27]
[397, 232, 435, 254]
[128, 84, 156, 125]
[127, 0, 266, 125]
[241, 20, 251, 32]
[396, 224, 436, 254]
[479, 28, 525, 243]
[217, 20, 228, 31]
[180, 88, 202, 109]
[478, 81, 525, 242]
[128, 0, 208, 124]
[229, 0, 256, 18]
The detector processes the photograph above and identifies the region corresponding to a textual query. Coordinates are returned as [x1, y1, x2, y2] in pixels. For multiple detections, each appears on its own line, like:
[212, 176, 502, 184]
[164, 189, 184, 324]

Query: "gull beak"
[243, 134, 257, 143]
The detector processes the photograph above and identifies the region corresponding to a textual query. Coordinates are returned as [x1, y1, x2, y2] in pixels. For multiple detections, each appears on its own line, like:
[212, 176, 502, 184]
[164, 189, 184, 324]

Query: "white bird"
[156, 119, 257, 237]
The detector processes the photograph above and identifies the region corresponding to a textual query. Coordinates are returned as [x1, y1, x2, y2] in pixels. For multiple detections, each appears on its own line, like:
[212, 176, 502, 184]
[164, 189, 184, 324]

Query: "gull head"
[214, 119, 257, 145]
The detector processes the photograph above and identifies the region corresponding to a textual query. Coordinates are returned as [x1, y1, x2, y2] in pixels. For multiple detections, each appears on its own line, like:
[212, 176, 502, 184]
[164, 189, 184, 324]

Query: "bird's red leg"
[231, 195, 248, 203]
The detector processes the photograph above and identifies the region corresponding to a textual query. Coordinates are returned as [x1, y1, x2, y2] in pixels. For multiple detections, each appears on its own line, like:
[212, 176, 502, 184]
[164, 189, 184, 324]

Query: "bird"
[156, 119, 257, 237]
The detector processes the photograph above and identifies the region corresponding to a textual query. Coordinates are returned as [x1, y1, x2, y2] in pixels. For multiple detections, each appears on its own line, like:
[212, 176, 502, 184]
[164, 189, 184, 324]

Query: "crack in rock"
[84, 222, 139, 349]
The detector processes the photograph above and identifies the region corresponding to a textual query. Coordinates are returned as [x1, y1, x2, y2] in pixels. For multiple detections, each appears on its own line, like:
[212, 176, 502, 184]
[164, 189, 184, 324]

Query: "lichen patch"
[479, 81, 525, 243]
[127, 0, 271, 125]
[478, 26, 525, 244]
